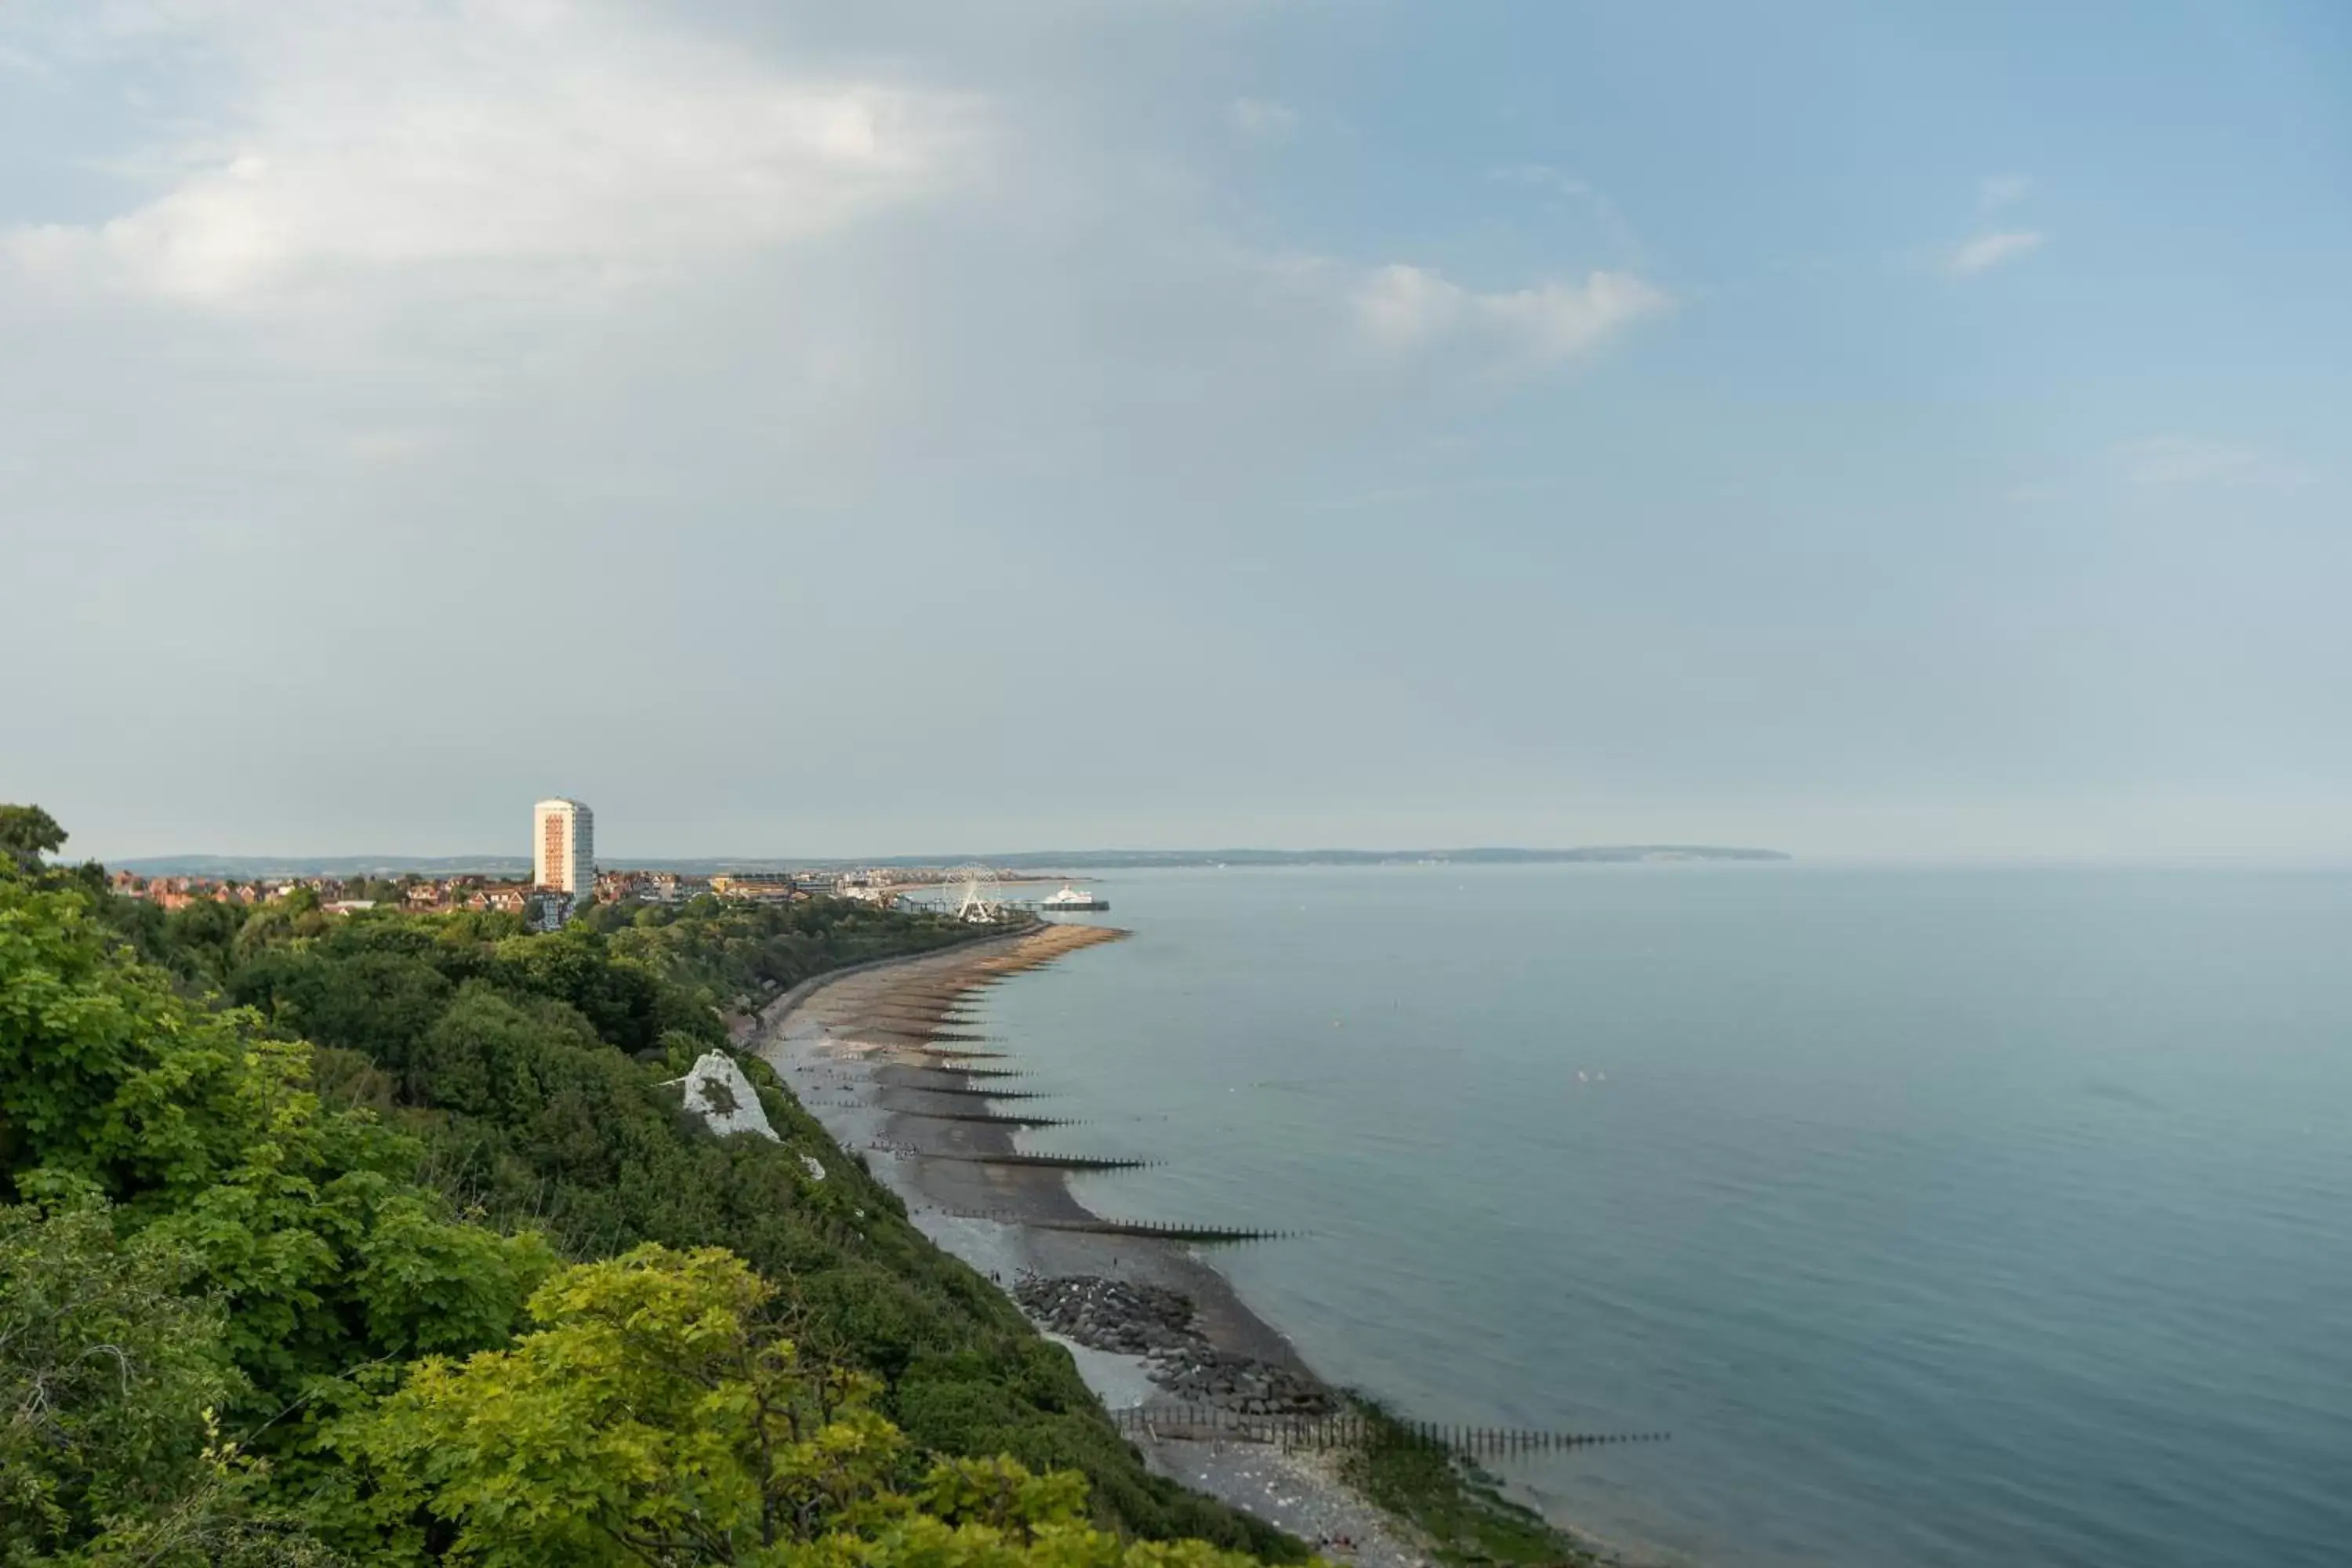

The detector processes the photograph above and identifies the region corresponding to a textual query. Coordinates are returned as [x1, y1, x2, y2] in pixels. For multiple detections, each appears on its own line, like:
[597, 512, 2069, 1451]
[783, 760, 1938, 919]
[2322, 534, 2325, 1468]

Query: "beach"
[752, 922, 1432, 1568]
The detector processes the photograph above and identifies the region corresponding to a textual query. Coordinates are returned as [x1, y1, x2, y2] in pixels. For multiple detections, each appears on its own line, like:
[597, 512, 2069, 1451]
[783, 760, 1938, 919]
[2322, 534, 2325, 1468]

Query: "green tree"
[158, 895, 245, 986]
[0, 1197, 350, 1568]
[2, 814, 1294, 1559]
[0, 1199, 239, 1559]
[0, 805, 65, 872]
[0, 869, 551, 1404]
[342, 1244, 1270, 1568]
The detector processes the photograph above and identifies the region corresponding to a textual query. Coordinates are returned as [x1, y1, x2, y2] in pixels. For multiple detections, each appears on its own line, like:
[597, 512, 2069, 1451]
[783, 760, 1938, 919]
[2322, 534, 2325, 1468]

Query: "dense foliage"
[571, 895, 975, 1019]
[0, 811, 1301, 1566]
[341, 1243, 1263, 1568]
[0, 1201, 238, 1556]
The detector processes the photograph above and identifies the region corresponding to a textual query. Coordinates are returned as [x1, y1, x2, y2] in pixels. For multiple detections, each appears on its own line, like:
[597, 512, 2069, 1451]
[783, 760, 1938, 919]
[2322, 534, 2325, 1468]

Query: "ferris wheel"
[946, 865, 1004, 923]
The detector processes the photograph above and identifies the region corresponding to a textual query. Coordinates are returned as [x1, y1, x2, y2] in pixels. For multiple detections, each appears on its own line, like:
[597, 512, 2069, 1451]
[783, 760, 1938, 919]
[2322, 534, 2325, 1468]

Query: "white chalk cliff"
[677, 1051, 779, 1142]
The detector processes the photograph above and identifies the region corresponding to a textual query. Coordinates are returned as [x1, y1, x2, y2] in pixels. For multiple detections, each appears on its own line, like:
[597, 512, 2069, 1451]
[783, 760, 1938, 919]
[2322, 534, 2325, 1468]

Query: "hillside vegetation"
[0, 807, 1301, 1566]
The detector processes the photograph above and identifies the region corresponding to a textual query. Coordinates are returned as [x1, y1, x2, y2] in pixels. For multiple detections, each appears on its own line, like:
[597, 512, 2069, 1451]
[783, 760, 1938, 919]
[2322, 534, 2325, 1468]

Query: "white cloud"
[0, 0, 1680, 535]
[1978, 174, 2031, 211]
[2002, 437, 2312, 504]
[1491, 163, 1577, 194]
[2, 1, 984, 304]
[1228, 96, 1299, 139]
[1947, 229, 2045, 276]
[2108, 436, 2292, 489]
[1486, 162, 1645, 260]
[1352, 263, 1671, 364]
[1352, 263, 1465, 343]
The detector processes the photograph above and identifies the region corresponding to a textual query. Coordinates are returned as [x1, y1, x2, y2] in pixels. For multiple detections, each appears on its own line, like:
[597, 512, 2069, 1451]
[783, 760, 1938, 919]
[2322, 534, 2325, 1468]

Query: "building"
[710, 874, 796, 904]
[471, 884, 534, 914]
[532, 798, 595, 897]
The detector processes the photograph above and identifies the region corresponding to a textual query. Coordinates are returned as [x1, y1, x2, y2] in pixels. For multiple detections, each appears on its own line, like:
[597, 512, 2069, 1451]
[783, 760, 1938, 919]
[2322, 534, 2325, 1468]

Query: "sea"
[968, 865, 2352, 1568]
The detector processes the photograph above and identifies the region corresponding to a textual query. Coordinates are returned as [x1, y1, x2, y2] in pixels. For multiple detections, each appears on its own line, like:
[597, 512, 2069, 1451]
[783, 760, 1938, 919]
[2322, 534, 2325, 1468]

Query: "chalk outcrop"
[677, 1051, 779, 1142]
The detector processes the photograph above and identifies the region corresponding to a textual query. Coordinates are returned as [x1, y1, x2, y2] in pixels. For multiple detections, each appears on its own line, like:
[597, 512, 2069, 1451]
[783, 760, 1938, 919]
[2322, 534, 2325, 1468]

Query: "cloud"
[1978, 174, 2031, 211]
[2108, 436, 2296, 489]
[2002, 437, 2313, 504]
[2, 1, 984, 305]
[1228, 96, 1299, 139]
[0, 0, 1681, 535]
[1486, 162, 1645, 260]
[1489, 162, 1588, 197]
[1352, 263, 1671, 364]
[1947, 229, 2045, 276]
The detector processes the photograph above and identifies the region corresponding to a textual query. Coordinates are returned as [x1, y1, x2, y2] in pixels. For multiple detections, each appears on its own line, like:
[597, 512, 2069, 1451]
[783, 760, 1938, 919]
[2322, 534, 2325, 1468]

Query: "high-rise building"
[532, 798, 594, 896]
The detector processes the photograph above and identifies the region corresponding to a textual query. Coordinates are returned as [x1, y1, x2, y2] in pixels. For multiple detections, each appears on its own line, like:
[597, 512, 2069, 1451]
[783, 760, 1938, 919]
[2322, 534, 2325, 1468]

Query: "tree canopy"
[0, 806, 1303, 1566]
[344, 1243, 1262, 1568]
[0, 805, 64, 871]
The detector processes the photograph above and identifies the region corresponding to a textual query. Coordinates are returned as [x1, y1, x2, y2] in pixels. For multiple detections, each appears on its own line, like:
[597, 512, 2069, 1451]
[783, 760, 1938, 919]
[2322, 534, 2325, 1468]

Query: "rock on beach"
[1015, 1275, 1333, 1416]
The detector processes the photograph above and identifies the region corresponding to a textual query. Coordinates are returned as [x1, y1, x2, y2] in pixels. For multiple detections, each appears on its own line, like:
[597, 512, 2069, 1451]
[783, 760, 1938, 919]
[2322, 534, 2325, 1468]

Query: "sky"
[4, 0, 2349, 864]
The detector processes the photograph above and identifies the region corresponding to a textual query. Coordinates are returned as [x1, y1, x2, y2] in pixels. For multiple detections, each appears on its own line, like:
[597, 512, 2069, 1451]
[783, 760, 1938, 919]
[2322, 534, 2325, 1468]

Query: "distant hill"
[943, 846, 1791, 869]
[113, 845, 1788, 877]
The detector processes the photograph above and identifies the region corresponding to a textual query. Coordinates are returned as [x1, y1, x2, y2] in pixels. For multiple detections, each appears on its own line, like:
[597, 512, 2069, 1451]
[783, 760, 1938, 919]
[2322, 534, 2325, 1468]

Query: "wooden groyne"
[944, 1209, 1299, 1243]
[894, 1084, 1054, 1099]
[890, 1109, 1074, 1127]
[915, 1152, 1161, 1172]
[1111, 1406, 1670, 1458]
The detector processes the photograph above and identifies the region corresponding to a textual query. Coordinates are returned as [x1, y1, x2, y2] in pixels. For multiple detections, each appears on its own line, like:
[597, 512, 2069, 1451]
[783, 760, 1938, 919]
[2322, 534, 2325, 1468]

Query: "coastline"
[751, 924, 1311, 1375]
[750, 921, 1613, 1568]
[752, 924, 1436, 1565]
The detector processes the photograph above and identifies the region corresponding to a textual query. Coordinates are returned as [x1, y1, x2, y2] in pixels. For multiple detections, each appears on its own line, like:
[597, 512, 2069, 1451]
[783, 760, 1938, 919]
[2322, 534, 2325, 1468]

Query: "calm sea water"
[975, 866, 2352, 1568]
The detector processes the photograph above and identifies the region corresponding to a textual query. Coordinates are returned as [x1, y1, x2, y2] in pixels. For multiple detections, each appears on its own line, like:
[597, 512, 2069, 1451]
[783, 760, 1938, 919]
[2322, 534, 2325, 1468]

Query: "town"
[103, 796, 1070, 926]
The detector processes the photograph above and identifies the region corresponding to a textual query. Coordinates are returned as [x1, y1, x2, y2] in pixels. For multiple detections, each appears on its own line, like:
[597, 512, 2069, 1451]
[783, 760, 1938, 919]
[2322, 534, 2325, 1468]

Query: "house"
[710, 875, 794, 904]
